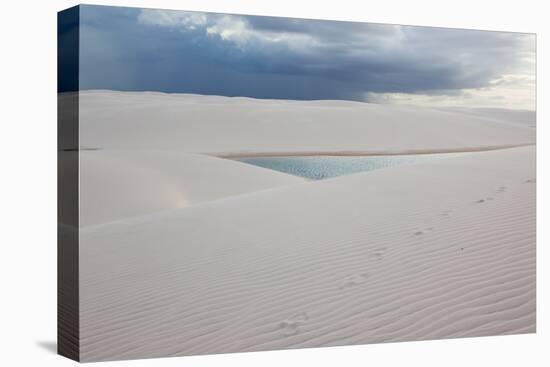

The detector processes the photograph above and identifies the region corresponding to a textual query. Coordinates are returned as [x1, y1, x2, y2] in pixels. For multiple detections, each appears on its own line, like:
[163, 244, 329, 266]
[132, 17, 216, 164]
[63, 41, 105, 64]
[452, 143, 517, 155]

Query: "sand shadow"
[36, 340, 57, 354]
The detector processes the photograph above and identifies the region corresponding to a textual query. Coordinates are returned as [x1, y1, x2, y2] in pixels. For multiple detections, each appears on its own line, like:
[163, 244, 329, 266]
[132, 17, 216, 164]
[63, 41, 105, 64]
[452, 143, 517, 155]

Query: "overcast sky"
[78, 5, 536, 110]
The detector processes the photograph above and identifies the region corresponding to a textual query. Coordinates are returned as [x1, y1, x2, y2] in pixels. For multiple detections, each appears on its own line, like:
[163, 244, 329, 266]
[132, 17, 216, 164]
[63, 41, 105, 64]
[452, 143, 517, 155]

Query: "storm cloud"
[78, 5, 535, 107]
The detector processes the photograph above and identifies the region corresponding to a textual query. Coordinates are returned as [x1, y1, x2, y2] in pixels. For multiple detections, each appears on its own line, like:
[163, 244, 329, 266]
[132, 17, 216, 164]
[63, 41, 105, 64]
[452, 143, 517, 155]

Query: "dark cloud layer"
[78, 5, 535, 102]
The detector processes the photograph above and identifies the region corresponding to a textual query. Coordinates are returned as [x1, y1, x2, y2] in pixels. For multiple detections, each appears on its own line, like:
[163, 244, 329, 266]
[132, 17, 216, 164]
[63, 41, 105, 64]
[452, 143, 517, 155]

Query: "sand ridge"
[73, 149, 305, 226]
[76, 91, 535, 155]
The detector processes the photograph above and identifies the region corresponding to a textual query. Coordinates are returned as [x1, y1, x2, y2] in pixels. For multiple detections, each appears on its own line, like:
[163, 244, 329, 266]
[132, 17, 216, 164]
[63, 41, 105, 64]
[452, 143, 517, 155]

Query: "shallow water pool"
[236, 153, 470, 180]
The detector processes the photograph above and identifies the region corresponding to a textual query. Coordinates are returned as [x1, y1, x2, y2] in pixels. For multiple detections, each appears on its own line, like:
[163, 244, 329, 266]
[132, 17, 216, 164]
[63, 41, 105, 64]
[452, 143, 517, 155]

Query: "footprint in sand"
[525, 178, 536, 184]
[413, 227, 434, 236]
[370, 247, 387, 261]
[340, 273, 370, 289]
[280, 312, 309, 336]
[475, 197, 494, 204]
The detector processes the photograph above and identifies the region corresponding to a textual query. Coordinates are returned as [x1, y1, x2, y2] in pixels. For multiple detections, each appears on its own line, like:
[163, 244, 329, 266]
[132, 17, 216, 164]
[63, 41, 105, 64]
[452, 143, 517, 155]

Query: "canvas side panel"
[57, 5, 80, 362]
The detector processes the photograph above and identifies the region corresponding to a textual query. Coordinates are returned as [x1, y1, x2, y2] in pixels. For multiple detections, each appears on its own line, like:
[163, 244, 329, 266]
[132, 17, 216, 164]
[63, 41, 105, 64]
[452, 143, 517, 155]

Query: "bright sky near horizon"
[76, 5, 536, 110]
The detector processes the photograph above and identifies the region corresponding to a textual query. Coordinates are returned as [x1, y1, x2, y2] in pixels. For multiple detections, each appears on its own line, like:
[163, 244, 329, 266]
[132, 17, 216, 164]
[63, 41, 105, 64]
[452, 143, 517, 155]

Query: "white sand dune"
[78, 90, 535, 156]
[69, 150, 304, 226]
[435, 107, 536, 129]
[79, 145, 535, 361]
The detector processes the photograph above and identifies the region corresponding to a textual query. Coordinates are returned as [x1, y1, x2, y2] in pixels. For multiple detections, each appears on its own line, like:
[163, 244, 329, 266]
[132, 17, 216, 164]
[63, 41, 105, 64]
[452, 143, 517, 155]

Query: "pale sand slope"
[71, 150, 304, 226]
[79, 146, 535, 361]
[435, 107, 536, 129]
[78, 90, 535, 155]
